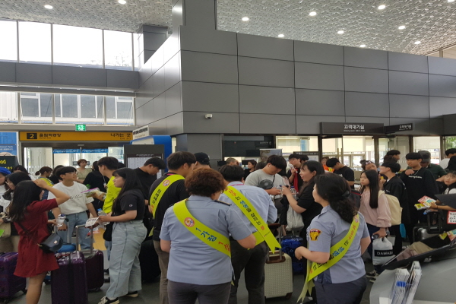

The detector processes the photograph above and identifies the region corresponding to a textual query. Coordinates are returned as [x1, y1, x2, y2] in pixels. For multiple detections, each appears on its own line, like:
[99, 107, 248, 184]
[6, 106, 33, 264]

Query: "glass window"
[106, 97, 116, 119]
[0, 20, 18, 62]
[117, 100, 133, 119]
[55, 94, 104, 124]
[19, 22, 51, 64]
[81, 95, 96, 118]
[61, 95, 78, 118]
[413, 136, 441, 164]
[276, 136, 319, 157]
[40, 94, 53, 117]
[20, 93, 53, 123]
[21, 99, 39, 117]
[106, 96, 134, 125]
[104, 30, 133, 70]
[53, 25, 103, 67]
[0, 92, 18, 123]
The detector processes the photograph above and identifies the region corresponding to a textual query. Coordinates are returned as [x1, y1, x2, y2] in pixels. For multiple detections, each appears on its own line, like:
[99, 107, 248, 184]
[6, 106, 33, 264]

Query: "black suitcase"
[139, 239, 161, 282]
[413, 212, 442, 243]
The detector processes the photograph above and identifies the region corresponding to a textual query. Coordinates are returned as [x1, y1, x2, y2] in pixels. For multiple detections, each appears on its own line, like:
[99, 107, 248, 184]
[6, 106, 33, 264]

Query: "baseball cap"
[194, 152, 210, 165]
[0, 167, 11, 176]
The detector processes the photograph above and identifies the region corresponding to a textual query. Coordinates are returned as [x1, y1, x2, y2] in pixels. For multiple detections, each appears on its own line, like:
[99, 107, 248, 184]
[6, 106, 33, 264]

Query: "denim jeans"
[57, 211, 91, 250]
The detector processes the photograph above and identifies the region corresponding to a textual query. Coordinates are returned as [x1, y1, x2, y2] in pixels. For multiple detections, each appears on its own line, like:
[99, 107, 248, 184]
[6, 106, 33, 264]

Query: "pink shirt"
[359, 189, 391, 228]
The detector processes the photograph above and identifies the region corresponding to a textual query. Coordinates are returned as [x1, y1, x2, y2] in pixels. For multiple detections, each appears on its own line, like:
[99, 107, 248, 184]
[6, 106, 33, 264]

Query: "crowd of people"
[0, 147, 455, 304]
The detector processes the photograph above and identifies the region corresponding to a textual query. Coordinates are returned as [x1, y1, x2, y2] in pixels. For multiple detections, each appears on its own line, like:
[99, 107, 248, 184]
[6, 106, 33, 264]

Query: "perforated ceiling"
[1, 0, 456, 55]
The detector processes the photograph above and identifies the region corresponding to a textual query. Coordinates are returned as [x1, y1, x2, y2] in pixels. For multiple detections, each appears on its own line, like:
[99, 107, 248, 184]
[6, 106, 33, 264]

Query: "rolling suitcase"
[51, 251, 88, 304]
[0, 253, 27, 303]
[413, 212, 442, 242]
[139, 239, 161, 282]
[76, 225, 104, 291]
[264, 227, 293, 299]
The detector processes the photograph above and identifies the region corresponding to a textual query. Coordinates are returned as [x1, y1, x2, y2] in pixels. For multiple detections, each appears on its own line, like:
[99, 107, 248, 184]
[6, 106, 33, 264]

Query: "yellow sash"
[149, 174, 185, 218]
[39, 177, 54, 187]
[173, 200, 231, 257]
[298, 214, 360, 301]
[224, 186, 281, 251]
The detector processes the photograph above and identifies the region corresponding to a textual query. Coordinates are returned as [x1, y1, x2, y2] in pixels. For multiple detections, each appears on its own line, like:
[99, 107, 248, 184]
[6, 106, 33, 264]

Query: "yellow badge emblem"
[309, 229, 322, 241]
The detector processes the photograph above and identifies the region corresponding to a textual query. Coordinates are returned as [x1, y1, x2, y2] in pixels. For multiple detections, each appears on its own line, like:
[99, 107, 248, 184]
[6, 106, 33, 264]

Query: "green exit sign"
[75, 124, 86, 131]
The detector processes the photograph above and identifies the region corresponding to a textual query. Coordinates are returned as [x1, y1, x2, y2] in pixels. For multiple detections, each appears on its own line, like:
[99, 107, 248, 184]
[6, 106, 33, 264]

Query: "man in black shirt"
[287, 153, 308, 190]
[148, 152, 196, 304]
[133, 157, 166, 202]
[326, 158, 355, 188]
[400, 152, 439, 243]
[380, 162, 408, 254]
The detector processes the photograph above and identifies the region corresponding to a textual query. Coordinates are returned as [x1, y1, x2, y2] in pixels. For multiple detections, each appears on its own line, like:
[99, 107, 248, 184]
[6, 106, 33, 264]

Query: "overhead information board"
[19, 131, 132, 142]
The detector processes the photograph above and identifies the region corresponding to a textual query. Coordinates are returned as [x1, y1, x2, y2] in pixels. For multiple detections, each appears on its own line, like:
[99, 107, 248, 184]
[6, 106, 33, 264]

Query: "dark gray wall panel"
[345, 117, 390, 126]
[181, 51, 238, 84]
[344, 47, 388, 69]
[429, 75, 456, 97]
[53, 66, 107, 87]
[144, 51, 154, 66]
[16, 63, 52, 84]
[0, 62, 16, 83]
[153, 93, 167, 121]
[184, 0, 216, 30]
[150, 46, 165, 75]
[389, 71, 428, 96]
[165, 82, 182, 117]
[443, 114, 456, 135]
[294, 41, 343, 65]
[344, 67, 388, 93]
[137, 74, 154, 99]
[107, 69, 139, 90]
[429, 57, 456, 76]
[136, 100, 154, 126]
[296, 115, 345, 134]
[182, 81, 238, 112]
[239, 57, 294, 87]
[164, 52, 181, 91]
[139, 60, 153, 86]
[184, 112, 240, 133]
[237, 33, 293, 61]
[430, 118, 444, 135]
[184, 134, 223, 163]
[135, 97, 150, 109]
[389, 95, 429, 118]
[148, 118, 167, 135]
[239, 86, 295, 114]
[388, 52, 428, 73]
[345, 92, 389, 117]
[240, 114, 295, 134]
[430, 97, 456, 118]
[390, 118, 430, 135]
[295, 62, 344, 90]
[144, 32, 168, 51]
[163, 34, 181, 64]
[152, 67, 165, 98]
[166, 112, 184, 135]
[296, 89, 344, 116]
[179, 26, 237, 55]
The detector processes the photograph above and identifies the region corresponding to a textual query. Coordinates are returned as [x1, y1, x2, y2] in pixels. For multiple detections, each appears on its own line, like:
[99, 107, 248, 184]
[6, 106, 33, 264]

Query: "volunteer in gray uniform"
[160, 168, 256, 304]
[218, 165, 277, 304]
[244, 155, 287, 216]
[295, 173, 371, 304]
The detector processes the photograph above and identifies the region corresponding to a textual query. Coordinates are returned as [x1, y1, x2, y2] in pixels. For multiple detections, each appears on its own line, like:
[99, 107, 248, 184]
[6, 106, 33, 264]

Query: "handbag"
[379, 190, 402, 226]
[372, 237, 394, 266]
[0, 212, 11, 238]
[285, 206, 304, 231]
[17, 222, 63, 253]
[103, 222, 113, 241]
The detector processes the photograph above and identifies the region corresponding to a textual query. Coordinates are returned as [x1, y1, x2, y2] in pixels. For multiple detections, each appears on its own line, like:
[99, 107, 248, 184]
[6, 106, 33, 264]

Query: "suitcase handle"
[75, 225, 94, 255]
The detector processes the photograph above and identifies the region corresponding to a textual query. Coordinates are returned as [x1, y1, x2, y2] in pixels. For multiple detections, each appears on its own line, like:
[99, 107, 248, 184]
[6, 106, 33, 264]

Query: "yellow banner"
[149, 174, 185, 218]
[173, 200, 231, 257]
[19, 131, 132, 142]
[224, 186, 281, 251]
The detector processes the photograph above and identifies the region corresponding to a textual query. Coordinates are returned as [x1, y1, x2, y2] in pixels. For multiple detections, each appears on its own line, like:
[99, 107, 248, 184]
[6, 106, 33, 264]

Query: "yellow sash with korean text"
[173, 200, 231, 257]
[298, 214, 360, 301]
[149, 174, 185, 218]
[224, 186, 281, 251]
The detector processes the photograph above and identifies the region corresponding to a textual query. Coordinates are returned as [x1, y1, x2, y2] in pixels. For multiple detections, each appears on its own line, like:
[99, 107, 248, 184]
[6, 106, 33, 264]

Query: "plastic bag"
[372, 237, 394, 265]
[286, 206, 304, 231]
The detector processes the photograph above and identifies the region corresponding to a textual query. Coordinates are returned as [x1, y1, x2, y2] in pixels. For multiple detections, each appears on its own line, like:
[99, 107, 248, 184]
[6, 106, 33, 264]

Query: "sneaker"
[366, 270, 377, 278]
[124, 291, 139, 298]
[98, 297, 119, 304]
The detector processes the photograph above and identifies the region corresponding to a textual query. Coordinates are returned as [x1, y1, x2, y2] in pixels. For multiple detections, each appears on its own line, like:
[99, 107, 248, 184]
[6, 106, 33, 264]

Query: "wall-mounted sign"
[384, 123, 414, 134]
[321, 123, 384, 135]
[132, 126, 149, 140]
[20, 132, 132, 142]
[0, 156, 19, 171]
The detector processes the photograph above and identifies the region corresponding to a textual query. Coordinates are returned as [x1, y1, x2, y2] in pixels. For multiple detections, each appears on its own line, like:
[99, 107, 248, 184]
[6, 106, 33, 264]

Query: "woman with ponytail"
[295, 173, 371, 304]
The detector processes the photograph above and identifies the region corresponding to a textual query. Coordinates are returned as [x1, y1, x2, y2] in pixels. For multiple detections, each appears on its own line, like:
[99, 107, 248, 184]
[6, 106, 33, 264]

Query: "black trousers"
[314, 276, 367, 304]
[168, 280, 230, 304]
[228, 240, 268, 304]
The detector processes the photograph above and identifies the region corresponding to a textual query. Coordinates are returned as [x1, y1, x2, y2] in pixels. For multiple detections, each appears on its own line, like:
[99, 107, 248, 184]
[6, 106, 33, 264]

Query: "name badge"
[447, 211, 456, 225]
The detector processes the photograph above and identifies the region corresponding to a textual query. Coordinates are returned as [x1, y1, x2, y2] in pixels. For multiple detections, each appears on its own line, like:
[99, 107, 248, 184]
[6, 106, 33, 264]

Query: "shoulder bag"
[17, 222, 63, 253]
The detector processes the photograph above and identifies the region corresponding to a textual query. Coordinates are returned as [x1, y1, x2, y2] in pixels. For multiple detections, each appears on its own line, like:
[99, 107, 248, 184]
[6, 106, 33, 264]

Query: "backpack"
[379, 190, 402, 226]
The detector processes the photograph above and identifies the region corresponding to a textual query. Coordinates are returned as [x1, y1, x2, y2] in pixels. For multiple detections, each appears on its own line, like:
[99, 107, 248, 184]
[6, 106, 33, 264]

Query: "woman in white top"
[77, 159, 92, 183]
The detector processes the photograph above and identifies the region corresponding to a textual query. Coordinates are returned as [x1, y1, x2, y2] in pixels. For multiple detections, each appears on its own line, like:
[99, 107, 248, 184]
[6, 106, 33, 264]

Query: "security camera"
[205, 114, 213, 119]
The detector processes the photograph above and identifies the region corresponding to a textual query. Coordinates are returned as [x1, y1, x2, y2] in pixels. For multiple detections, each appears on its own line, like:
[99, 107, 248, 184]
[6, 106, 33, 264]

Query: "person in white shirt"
[440, 148, 456, 170]
[48, 166, 97, 250]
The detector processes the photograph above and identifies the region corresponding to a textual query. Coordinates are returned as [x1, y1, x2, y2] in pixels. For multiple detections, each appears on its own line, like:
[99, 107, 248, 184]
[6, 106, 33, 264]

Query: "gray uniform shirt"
[219, 181, 277, 233]
[160, 195, 252, 285]
[307, 205, 369, 284]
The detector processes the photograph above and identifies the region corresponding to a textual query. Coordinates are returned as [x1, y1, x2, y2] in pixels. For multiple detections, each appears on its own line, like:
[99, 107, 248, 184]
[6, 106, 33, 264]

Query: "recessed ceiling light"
[414, 41, 421, 44]
[360, 44, 366, 48]
[398, 25, 406, 30]
[378, 4, 386, 10]
[44, 4, 53, 9]
[242, 17, 249, 22]
[337, 30, 344, 35]
[278, 34, 285, 38]
[309, 11, 317, 16]
[118, 0, 127, 4]
[448, 0, 455, 3]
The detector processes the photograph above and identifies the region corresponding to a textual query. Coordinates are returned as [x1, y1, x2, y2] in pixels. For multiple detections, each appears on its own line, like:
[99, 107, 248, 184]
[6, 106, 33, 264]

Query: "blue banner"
[82, 149, 108, 153]
[53, 149, 80, 154]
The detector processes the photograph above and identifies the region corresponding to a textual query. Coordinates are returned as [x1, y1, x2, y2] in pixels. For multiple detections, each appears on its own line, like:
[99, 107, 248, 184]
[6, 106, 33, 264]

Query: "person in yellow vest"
[160, 168, 256, 304]
[218, 165, 277, 304]
[35, 166, 53, 199]
[295, 173, 371, 304]
[149, 152, 196, 304]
